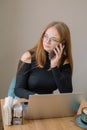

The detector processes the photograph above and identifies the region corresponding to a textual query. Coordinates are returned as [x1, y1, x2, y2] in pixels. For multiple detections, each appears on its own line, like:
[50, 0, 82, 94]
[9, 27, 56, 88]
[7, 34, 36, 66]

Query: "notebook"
[23, 93, 84, 119]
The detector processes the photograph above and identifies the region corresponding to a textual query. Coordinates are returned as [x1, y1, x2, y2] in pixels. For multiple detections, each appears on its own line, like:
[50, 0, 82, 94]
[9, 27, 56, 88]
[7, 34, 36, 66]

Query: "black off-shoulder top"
[14, 51, 73, 99]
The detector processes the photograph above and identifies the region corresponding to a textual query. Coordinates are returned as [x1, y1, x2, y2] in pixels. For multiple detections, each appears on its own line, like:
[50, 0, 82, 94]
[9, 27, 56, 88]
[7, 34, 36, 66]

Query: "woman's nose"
[46, 38, 51, 44]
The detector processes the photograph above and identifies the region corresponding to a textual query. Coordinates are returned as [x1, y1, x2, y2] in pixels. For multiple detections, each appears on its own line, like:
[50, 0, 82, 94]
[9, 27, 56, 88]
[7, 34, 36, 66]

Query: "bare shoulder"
[20, 51, 31, 63]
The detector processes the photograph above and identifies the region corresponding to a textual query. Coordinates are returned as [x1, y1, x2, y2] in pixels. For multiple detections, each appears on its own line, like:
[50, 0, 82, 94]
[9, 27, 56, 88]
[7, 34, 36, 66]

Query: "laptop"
[22, 93, 84, 120]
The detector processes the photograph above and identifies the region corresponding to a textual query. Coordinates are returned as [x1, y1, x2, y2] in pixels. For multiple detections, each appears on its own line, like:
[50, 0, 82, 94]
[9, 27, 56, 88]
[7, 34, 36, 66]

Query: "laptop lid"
[24, 93, 84, 119]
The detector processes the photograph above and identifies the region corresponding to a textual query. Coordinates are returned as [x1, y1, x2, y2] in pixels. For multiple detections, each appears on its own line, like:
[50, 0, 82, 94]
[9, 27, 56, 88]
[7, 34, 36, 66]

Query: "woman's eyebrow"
[45, 33, 58, 39]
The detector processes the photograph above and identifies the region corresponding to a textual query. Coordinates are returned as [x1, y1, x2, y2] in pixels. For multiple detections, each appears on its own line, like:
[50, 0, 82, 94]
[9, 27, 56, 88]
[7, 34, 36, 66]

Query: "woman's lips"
[44, 44, 50, 48]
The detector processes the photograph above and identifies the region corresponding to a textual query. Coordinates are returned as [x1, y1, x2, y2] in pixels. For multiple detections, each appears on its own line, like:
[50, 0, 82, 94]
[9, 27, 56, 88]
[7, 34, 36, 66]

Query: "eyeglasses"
[42, 34, 59, 44]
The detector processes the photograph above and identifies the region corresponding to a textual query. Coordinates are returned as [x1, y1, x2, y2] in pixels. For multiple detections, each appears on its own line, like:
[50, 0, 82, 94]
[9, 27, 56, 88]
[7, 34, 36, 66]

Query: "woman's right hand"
[50, 44, 64, 68]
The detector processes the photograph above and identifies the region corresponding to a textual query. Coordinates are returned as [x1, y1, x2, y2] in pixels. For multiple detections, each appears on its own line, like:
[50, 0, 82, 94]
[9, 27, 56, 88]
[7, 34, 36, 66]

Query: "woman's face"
[42, 27, 61, 52]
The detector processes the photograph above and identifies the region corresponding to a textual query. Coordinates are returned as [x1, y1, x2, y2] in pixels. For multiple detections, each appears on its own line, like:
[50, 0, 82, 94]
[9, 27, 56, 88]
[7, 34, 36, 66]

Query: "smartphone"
[49, 40, 66, 59]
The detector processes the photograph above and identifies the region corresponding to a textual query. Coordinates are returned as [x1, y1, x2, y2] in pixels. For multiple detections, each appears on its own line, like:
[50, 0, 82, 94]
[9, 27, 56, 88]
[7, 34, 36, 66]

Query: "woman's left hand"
[50, 44, 64, 68]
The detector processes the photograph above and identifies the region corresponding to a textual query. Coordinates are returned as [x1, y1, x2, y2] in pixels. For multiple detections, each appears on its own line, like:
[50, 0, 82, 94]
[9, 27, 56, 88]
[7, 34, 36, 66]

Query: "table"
[1, 99, 86, 130]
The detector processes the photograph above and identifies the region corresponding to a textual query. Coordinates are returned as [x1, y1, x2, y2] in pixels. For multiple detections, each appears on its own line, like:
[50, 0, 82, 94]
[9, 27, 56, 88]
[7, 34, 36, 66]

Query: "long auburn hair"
[27, 21, 73, 73]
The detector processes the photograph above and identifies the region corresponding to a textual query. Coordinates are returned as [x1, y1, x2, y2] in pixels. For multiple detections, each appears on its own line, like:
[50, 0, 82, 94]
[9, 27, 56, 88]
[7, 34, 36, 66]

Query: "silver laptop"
[23, 93, 84, 120]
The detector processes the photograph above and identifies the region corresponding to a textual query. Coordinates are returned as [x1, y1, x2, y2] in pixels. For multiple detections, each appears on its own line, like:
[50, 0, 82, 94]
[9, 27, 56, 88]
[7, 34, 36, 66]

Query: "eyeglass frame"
[42, 33, 60, 45]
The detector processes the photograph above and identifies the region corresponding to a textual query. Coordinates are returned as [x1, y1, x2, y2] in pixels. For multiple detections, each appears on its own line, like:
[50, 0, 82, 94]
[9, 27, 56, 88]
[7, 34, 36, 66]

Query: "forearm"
[52, 66, 73, 93]
[14, 87, 35, 99]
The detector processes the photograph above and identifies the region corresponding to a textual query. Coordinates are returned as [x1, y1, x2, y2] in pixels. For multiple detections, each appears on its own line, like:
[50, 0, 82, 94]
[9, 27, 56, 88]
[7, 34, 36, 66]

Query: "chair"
[7, 77, 18, 98]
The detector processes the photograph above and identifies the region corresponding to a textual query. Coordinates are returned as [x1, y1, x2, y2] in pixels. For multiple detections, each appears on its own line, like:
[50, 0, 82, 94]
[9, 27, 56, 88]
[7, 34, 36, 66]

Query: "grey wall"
[0, 0, 87, 98]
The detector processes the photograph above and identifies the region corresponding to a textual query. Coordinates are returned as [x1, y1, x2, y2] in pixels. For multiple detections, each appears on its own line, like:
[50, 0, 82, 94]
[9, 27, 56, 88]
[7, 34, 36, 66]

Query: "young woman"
[14, 21, 73, 99]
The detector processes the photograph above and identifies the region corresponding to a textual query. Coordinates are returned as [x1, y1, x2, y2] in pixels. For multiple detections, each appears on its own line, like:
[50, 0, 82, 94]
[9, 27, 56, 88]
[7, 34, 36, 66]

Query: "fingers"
[58, 43, 65, 52]
[54, 44, 64, 57]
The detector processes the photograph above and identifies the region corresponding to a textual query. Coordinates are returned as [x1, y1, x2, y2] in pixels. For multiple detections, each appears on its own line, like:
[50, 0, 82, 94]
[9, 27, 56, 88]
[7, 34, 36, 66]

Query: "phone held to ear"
[49, 40, 66, 60]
